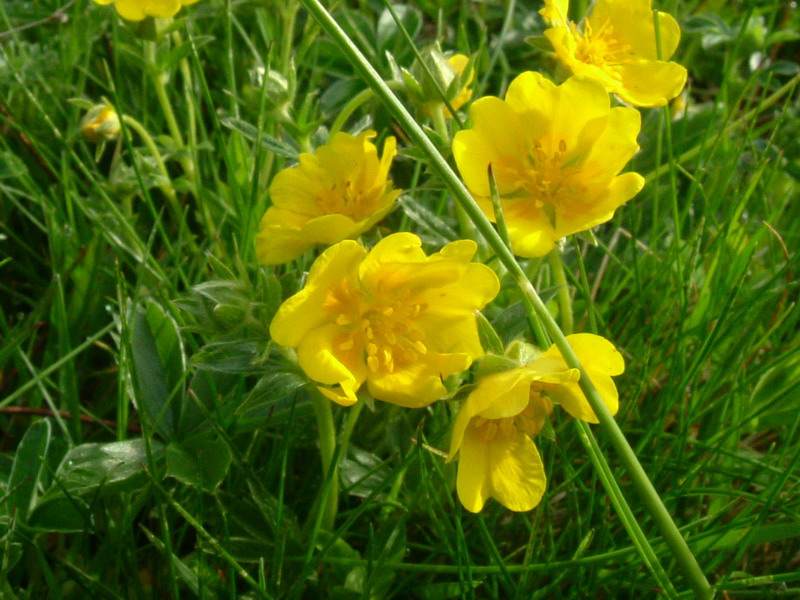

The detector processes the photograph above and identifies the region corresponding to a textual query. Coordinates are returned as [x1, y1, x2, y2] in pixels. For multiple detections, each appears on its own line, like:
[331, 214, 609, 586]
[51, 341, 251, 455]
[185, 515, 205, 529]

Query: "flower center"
[316, 179, 378, 221]
[472, 394, 554, 442]
[573, 18, 633, 68]
[472, 416, 516, 442]
[325, 281, 429, 374]
[494, 139, 586, 227]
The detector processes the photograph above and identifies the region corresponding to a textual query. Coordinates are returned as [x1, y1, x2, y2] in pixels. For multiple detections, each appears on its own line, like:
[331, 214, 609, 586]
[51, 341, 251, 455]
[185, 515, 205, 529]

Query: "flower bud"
[80, 104, 121, 141]
[389, 43, 474, 117]
[243, 66, 294, 121]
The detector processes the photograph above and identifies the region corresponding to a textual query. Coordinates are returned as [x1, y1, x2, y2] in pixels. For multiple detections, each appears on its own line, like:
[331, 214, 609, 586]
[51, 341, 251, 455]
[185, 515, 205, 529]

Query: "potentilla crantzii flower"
[448, 334, 624, 512]
[270, 233, 500, 408]
[80, 103, 121, 141]
[256, 131, 401, 265]
[92, 0, 198, 21]
[453, 71, 644, 257]
[540, 0, 687, 107]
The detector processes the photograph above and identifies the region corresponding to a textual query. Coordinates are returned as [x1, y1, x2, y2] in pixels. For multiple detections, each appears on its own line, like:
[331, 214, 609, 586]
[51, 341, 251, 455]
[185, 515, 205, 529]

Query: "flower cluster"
[227, 0, 688, 516]
[87, 0, 688, 518]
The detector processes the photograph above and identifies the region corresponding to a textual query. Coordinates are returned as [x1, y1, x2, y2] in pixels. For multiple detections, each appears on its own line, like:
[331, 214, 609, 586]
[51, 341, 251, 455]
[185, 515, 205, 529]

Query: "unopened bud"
[80, 104, 121, 141]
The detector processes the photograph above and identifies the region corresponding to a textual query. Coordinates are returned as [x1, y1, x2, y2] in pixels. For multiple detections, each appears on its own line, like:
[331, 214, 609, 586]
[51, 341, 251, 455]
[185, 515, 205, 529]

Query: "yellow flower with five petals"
[453, 71, 644, 258]
[270, 233, 500, 408]
[448, 334, 624, 512]
[540, 0, 687, 107]
[256, 131, 401, 265]
[92, 0, 198, 21]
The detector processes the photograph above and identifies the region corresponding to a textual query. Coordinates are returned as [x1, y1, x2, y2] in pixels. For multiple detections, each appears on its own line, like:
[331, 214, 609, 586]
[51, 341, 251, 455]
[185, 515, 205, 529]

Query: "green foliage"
[1, 0, 800, 598]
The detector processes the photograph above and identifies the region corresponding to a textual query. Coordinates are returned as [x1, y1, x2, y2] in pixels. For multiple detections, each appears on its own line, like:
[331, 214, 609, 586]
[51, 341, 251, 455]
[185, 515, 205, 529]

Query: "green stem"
[121, 115, 182, 224]
[330, 87, 375, 136]
[548, 249, 574, 335]
[431, 103, 449, 145]
[311, 390, 338, 531]
[338, 400, 364, 462]
[144, 39, 196, 181]
[297, 2, 712, 597]
[573, 239, 598, 334]
[279, 1, 299, 76]
[172, 29, 217, 240]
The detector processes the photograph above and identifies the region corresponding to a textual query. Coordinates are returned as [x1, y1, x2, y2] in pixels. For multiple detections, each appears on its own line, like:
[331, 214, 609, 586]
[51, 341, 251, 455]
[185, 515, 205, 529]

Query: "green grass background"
[1, 0, 800, 598]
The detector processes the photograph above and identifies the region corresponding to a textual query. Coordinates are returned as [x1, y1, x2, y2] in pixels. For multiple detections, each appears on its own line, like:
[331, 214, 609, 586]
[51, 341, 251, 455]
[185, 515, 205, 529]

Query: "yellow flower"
[270, 233, 500, 408]
[448, 334, 624, 512]
[256, 131, 401, 265]
[540, 0, 687, 107]
[453, 72, 644, 257]
[92, 0, 198, 21]
[442, 54, 474, 117]
[80, 103, 121, 141]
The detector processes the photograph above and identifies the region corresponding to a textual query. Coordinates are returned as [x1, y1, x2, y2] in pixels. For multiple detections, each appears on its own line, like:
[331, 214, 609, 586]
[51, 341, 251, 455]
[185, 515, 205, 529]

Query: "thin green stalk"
[548, 250, 574, 335]
[297, 2, 712, 597]
[121, 116, 179, 212]
[431, 103, 450, 145]
[330, 87, 375, 136]
[311, 390, 339, 531]
[144, 39, 196, 180]
[380, 0, 464, 129]
[172, 29, 217, 240]
[573, 239, 598, 334]
[573, 420, 679, 599]
[337, 399, 364, 464]
[280, 1, 299, 76]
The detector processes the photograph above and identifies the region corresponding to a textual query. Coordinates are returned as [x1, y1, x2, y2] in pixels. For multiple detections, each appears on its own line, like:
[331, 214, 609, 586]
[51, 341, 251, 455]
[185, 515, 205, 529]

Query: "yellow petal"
[612, 60, 688, 107]
[456, 425, 492, 512]
[297, 323, 366, 396]
[318, 385, 359, 407]
[488, 431, 547, 512]
[553, 171, 644, 239]
[505, 206, 557, 258]
[581, 106, 641, 178]
[539, 0, 570, 27]
[366, 361, 449, 408]
[467, 368, 535, 420]
[112, 0, 149, 20]
[456, 423, 546, 512]
[269, 164, 326, 216]
[565, 333, 625, 376]
[454, 96, 527, 198]
[269, 241, 365, 347]
[539, 334, 623, 422]
[591, 0, 681, 61]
